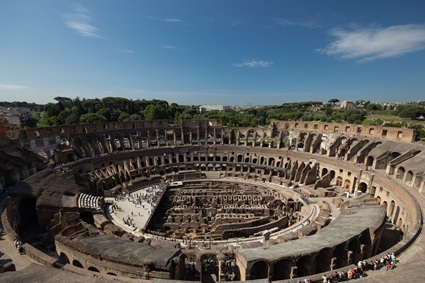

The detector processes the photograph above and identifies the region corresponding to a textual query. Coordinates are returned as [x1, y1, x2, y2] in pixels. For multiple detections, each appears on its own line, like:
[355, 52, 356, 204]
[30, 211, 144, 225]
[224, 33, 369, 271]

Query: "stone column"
[330, 257, 337, 271]
[346, 250, 353, 265]
[290, 266, 298, 279]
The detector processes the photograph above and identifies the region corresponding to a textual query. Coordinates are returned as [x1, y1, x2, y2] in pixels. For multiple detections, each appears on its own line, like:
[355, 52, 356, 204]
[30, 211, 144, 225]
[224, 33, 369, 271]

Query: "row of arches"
[59, 252, 116, 276]
[68, 126, 283, 159]
[247, 232, 373, 281]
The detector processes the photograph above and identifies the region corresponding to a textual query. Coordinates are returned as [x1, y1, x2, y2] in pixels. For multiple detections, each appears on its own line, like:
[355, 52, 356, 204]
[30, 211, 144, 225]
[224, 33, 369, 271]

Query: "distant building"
[199, 104, 230, 113]
[0, 117, 20, 141]
[0, 106, 32, 126]
[340, 100, 358, 110]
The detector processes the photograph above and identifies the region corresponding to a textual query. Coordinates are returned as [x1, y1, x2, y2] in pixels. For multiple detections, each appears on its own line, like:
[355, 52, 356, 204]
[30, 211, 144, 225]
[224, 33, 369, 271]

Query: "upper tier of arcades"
[271, 120, 416, 143]
[19, 119, 416, 143]
[16, 119, 416, 159]
[14, 119, 423, 196]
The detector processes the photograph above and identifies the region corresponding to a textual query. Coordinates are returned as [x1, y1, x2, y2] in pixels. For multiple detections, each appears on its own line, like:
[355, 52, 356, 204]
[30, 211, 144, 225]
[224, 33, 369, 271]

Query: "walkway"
[0, 198, 36, 271]
[106, 184, 167, 234]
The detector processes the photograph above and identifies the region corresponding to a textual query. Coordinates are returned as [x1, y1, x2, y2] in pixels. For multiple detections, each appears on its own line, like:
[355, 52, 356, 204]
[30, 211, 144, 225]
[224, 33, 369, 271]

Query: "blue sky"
[1, 0, 425, 106]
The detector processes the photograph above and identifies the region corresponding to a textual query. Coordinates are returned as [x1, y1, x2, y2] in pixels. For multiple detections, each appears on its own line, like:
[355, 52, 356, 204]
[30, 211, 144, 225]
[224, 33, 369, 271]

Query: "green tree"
[129, 114, 142, 121]
[118, 112, 130, 121]
[328, 98, 340, 106]
[365, 103, 383, 110]
[65, 113, 80, 124]
[144, 104, 166, 120]
[22, 112, 41, 128]
[38, 112, 51, 127]
[398, 106, 425, 120]
[79, 113, 107, 124]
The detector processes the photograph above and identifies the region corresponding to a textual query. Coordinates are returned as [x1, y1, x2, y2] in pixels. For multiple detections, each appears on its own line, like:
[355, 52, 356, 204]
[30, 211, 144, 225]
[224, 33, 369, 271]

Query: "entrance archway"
[250, 260, 269, 280]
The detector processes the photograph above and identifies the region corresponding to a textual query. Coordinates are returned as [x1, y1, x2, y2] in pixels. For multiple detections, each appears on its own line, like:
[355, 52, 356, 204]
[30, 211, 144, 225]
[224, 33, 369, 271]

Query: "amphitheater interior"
[1, 119, 425, 282]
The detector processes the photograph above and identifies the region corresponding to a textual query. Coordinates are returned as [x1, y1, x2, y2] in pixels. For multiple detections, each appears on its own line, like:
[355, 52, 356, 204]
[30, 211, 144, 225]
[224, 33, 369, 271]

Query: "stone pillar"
[155, 130, 160, 147]
[330, 257, 337, 271]
[217, 253, 226, 281]
[368, 174, 375, 194]
[346, 250, 353, 265]
[146, 132, 151, 149]
[359, 244, 365, 260]
[290, 266, 298, 279]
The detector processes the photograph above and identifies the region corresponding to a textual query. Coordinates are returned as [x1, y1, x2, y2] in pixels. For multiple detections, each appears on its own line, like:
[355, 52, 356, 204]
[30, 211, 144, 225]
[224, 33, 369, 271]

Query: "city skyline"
[1, 0, 425, 105]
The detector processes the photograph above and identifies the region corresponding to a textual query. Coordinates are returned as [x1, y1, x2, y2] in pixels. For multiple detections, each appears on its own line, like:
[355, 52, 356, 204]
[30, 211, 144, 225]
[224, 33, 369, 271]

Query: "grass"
[364, 114, 425, 127]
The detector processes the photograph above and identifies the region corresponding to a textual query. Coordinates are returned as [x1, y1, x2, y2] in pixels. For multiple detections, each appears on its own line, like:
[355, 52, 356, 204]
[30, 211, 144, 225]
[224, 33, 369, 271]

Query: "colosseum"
[1, 119, 425, 282]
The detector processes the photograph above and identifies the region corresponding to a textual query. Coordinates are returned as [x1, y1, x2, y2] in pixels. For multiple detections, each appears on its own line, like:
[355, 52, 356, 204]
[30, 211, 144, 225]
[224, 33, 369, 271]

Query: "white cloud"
[165, 18, 183, 23]
[64, 3, 103, 39]
[318, 24, 425, 62]
[272, 17, 322, 29]
[162, 45, 178, 50]
[0, 84, 28, 90]
[232, 59, 273, 68]
[117, 48, 135, 54]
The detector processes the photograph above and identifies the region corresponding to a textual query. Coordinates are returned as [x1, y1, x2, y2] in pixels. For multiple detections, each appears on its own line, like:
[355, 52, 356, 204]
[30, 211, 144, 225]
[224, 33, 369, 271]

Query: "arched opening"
[388, 201, 395, 221]
[201, 254, 218, 282]
[316, 248, 333, 273]
[344, 179, 351, 190]
[80, 211, 94, 225]
[406, 170, 414, 185]
[271, 258, 292, 281]
[107, 272, 117, 276]
[359, 230, 372, 259]
[393, 206, 400, 226]
[59, 252, 70, 264]
[17, 197, 41, 240]
[297, 142, 304, 152]
[347, 238, 361, 264]
[250, 260, 269, 280]
[73, 260, 83, 268]
[329, 170, 335, 181]
[396, 167, 405, 180]
[358, 182, 368, 193]
[296, 255, 315, 276]
[88, 266, 100, 273]
[333, 243, 346, 268]
[366, 156, 374, 167]
[336, 176, 343, 187]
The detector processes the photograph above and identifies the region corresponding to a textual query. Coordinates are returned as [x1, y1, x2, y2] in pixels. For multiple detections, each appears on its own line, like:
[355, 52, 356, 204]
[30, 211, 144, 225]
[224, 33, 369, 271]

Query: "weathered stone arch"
[73, 260, 83, 268]
[315, 247, 333, 273]
[406, 170, 414, 184]
[249, 260, 270, 280]
[296, 254, 315, 277]
[396, 166, 405, 180]
[271, 258, 292, 280]
[59, 252, 70, 264]
[366, 155, 374, 167]
[388, 200, 396, 219]
[88, 266, 100, 272]
[358, 182, 368, 193]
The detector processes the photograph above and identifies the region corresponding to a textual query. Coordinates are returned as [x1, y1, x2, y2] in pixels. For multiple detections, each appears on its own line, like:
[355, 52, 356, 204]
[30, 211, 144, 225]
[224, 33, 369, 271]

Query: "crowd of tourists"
[288, 253, 397, 283]
[130, 183, 167, 208]
[110, 183, 168, 229]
